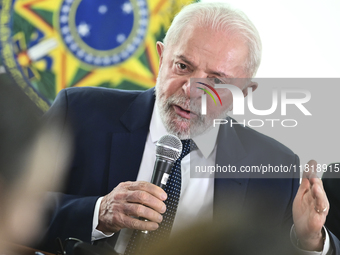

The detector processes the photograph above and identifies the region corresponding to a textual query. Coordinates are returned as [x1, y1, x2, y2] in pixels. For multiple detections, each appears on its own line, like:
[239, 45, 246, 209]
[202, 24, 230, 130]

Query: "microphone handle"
[150, 157, 175, 189]
[137, 157, 174, 222]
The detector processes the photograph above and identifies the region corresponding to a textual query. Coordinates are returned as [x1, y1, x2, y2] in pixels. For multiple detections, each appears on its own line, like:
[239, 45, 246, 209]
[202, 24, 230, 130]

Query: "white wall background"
[201, 0, 340, 78]
[201, 0, 340, 176]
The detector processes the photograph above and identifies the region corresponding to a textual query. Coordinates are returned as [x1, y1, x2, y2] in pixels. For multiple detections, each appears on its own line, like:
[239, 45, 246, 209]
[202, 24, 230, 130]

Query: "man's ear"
[242, 81, 258, 97]
[156, 41, 165, 69]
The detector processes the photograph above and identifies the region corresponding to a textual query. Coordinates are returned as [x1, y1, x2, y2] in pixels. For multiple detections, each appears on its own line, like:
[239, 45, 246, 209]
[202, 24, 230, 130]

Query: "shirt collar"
[150, 103, 220, 159]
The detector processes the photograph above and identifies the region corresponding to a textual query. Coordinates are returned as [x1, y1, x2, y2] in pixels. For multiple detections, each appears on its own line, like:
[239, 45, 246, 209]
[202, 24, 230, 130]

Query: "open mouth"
[173, 105, 191, 119]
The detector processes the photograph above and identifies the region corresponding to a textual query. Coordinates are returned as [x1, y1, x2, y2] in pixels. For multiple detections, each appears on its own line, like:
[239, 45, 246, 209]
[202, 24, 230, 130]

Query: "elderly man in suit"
[42, 2, 337, 255]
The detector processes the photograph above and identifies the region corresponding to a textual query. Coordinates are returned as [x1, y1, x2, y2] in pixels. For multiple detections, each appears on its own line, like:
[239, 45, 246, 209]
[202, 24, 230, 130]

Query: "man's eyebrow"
[176, 54, 197, 68]
[176, 54, 229, 78]
[209, 70, 228, 78]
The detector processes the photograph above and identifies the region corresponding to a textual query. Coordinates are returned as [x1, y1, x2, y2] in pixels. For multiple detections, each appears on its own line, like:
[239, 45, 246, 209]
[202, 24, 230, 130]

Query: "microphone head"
[156, 134, 182, 162]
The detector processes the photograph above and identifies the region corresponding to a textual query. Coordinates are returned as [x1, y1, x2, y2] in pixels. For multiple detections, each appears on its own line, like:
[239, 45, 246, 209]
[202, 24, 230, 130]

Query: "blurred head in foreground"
[0, 74, 72, 250]
[148, 211, 297, 255]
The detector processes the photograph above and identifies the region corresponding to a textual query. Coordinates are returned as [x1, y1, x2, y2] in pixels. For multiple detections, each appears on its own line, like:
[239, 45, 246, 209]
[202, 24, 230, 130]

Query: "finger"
[310, 176, 324, 189]
[303, 160, 318, 179]
[128, 181, 167, 201]
[124, 203, 163, 223]
[120, 214, 159, 231]
[311, 182, 329, 213]
[126, 190, 167, 214]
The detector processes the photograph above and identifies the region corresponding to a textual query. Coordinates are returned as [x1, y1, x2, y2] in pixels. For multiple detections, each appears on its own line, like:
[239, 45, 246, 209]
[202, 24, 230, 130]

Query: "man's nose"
[182, 72, 207, 98]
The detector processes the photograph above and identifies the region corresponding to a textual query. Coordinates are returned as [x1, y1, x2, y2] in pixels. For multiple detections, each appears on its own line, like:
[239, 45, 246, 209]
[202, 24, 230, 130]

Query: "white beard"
[155, 76, 232, 139]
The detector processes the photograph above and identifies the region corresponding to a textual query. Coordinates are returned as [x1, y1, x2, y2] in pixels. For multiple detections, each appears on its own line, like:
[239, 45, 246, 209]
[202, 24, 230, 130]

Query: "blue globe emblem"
[59, 0, 148, 67]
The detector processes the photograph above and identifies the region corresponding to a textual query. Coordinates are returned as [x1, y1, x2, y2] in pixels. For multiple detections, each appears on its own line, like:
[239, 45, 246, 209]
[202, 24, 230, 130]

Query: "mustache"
[167, 95, 189, 108]
[165, 94, 201, 115]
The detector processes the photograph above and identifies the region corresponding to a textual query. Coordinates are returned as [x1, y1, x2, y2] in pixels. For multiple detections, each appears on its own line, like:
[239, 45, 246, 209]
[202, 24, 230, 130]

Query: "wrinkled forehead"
[164, 26, 250, 78]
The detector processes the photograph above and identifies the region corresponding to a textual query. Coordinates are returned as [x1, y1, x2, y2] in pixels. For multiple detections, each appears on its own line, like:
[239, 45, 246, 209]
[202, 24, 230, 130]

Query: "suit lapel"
[108, 88, 155, 190]
[214, 119, 250, 218]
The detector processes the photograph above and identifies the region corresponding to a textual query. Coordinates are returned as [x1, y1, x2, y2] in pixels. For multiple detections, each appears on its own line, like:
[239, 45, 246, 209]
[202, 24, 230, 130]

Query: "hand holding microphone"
[97, 134, 182, 234]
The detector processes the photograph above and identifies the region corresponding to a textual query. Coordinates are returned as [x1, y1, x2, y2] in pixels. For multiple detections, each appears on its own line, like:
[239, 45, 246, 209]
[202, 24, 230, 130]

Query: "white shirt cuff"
[91, 197, 114, 241]
[290, 225, 331, 255]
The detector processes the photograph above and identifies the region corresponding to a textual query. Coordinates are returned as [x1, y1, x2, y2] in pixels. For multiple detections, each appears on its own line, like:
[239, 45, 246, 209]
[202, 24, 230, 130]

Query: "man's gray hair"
[163, 2, 262, 77]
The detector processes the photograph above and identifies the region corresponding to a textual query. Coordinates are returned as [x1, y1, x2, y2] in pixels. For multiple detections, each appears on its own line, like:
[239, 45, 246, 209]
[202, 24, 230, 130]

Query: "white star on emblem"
[116, 34, 126, 43]
[60, 15, 68, 23]
[139, 8, 147, 16]
[133, 37, 142, 45]
[121, 50, 129, 58]
[112, 55, 120, 63]
[122, 2, 133, 14]
[103, 57, 111, 65]
[98, 5, 108, 14]
[77, 22, 91, 37]
[70, 43, 78, 51]
[85, 54, 94, 62]
[65, 35, 73, 43]
[137, 0, 145, 7]
[127, 44, 135, 53]
[137, 28, 145, 36]
[139, 19, 148, 26]
[61, 26, 70, 34]
[61, 5, 70, 13]
[94, 57, 102, 65]
[76, 50, 85, 57]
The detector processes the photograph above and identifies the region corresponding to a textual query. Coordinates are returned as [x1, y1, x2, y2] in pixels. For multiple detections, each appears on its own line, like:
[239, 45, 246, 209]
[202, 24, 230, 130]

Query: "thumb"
[296, 178, 310, 199]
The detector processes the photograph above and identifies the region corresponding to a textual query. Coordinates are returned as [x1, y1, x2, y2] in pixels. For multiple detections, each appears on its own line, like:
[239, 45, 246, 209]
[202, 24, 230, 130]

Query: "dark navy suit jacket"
[41, 87, 340, 253]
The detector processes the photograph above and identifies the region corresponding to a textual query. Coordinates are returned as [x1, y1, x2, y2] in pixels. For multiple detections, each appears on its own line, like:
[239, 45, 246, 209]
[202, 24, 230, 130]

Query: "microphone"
[135, 134, 182, 247]
[151, 134, 182, 189]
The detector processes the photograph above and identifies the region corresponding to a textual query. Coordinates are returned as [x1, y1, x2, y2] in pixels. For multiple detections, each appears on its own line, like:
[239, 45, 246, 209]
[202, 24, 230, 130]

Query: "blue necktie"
[124, 139, 197, 255]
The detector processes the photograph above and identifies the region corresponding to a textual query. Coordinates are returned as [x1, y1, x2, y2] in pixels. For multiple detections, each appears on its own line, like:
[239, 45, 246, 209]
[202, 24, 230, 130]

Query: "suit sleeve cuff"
[92, 197, 114, 241]
[290, 224, 331, 255]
